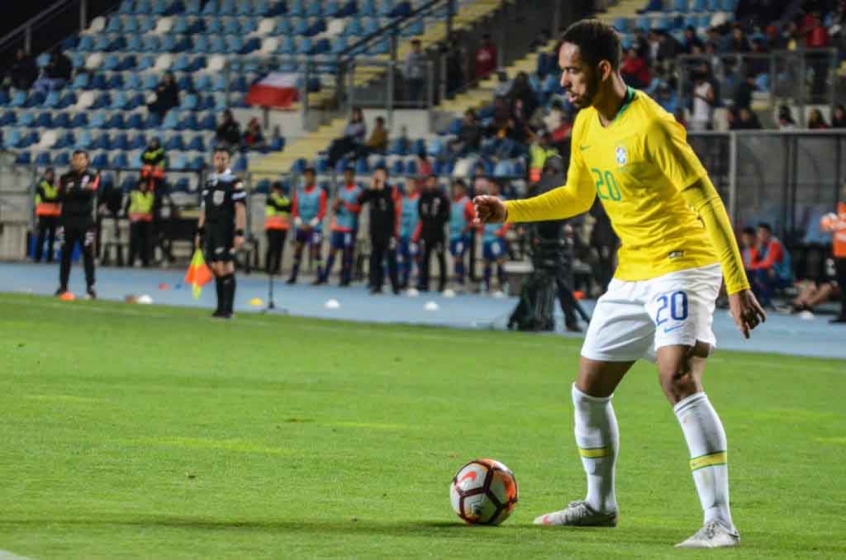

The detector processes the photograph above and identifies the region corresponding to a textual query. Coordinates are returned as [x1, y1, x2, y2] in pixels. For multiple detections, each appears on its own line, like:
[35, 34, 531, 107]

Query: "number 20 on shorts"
[656, 291, 688, 326]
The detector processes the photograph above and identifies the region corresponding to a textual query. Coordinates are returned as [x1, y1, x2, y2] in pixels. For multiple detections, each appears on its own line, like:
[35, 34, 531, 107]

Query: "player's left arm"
[233, 181, 247, 249]
[647, 117, 766, 337]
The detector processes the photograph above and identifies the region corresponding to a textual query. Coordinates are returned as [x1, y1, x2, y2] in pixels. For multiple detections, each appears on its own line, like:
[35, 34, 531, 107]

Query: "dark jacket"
[59, 170, 100, 227]
[418, 189, 450, 240]
[358, 185, 397, 241]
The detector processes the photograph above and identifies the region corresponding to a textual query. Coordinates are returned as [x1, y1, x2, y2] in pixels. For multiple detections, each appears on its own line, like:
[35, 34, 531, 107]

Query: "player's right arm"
[475, 120, 596, 224]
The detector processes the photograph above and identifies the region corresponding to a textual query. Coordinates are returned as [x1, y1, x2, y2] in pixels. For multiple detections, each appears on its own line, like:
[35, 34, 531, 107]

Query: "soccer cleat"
[55, 287, 67, 297]
[675, 520, 740, 549]
[533, 501, 618, 527]
[85, 287, 97, 300]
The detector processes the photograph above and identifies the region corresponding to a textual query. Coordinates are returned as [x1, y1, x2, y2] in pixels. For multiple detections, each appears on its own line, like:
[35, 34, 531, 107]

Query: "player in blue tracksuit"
[481, 180, 510, 293]
[316, 167, 362, 286]
[397, 177, 422, 289]
[449, 179, 476, 287]
[287, 167, 328, 284]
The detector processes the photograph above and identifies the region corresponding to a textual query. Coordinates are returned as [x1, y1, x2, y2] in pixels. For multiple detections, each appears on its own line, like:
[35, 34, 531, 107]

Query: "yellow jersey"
[506, 87, 749, 294]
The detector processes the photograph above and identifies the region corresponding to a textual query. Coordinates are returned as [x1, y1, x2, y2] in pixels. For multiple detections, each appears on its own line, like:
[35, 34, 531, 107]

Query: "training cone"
[250, 297, 263, 307]
[424, 301, 439, 311]
[59, 292, 75, 301]
[406, 288, 420, 297]
[325, 299, 341, 309]
[158, 283, 170, 290]
[574, 290, 585, 300]
[442, 288, 456, 298]
[137, 295, 153, 305]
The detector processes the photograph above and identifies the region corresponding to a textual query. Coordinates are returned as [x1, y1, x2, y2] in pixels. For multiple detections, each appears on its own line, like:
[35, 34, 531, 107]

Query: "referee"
[56, 150, 100, 299]
[195, 148, 247, 319]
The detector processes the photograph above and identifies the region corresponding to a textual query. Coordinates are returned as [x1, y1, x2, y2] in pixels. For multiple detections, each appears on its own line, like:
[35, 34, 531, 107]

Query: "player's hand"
[234, 235, 244, 250]
[729, 289, 766, 339]
[194, 234, 201, 250]
[473, 195, 507, 225]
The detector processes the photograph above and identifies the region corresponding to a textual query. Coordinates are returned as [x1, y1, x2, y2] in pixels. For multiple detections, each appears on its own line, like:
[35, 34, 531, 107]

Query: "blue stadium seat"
[161, 34, 177, 52]
[70, 74, 89, 91]
[306, 1, 321, 17]
[212, 74, 227, 92]
[344, 18, 362, 36]
[25, 91, 46, 108]
[107, 74, 125, 90]
[126, 34, 143, 51]
[43, 91, 60, 108]
[675, 0, 690, 12]
[54, 112, 71, 128]
[135, 0, 152, 14]
[119, 1, 134, 14]
[721, 0, 737, 9]
[278, 36, 296, 54]
[181, 113, 199, 131]
[402, 18, 424, 36]
[112, 133, 129, 151]
[207, 18, 224, 34]
[92, 152, 110, 168]
[220, 0, 236, 16]
[390, 159, 405, 175]
[76, 130, 92, 148]
[130, 133, 147, 149]
[142, 35, 160, 52]
[223, 18, 239, 34]
[144, 74, 159, 90]
[187, 56, 207, 72]
[189, 155, 205, 170]
[161, 111, 180, 130]
[165, 134, 185, 150]
[331, 37, 348, 54]
[636, 15, 651, 31]
[137, 56, 154, 72]
[90, 132, 110, 150]
[275, 18, 292, 35]
[195, 74, 212, 90]
[226, 36, 244, 54]
[232, 156, 248, 172]
[293, 17, 309, 35]
[77, 35, 95, 52]
[107, 113, 127, 129]
[54, 152, 70, 166]
[104, 54, 120, 70]
[89, 111, 107, 128]
[170, 153, 188, 170]
[9, 90, 27, 108]
[360, 0, 377, 16]
[36, 112, 54, 128]
[379, 0, 395, 17]
[297, 37, 313, 54]
[289, 0, 306, 17]
[185, 0, 201, 14]
[199, 113, 216, 130]
[405, 159, 417, 176]
[91, 74, 108, 90]
[355, 158, 369, 174]
[144, 113, 161, 129]
[15, 151, 32, 165]
[364, 18, 380, 35]
[0, 111, 15, 126]
[192, 35, 209, 54]
[187, 135, 206, 151]
[53, 131, 74, 149]
[19, 112, 35, 127]
[210, 36, 226, 54]
[692, 0, 706, 11]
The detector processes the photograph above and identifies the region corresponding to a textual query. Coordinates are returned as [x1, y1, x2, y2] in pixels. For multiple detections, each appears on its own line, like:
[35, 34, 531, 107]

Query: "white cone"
[137, 294, 153, 305]
[325, 298, 341, 309]
[798, 310, 815, 320]
[442, 288, 456, 298]
[406, 288, 420, 297]
[424, 301, 439, 311]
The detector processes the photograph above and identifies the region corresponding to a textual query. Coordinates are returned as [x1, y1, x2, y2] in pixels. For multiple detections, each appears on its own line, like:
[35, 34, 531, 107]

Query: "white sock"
[572, 384, 618, 513]
[674, 392, 733, 529]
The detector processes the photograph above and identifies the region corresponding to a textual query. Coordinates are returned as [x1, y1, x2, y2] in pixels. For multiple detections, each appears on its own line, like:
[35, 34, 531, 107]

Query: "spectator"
[404, 39, 427, 105]
[791, 277, 840, 315]
[739, 226, 759, 273]
[705, 41, 725, 83]
[620, 48, 650, 89]
[493, 70, 512, 98]
[417, 153, 433, 177]
[443, 33, 465, 98]
[733, 72, 756, 111]
[451, 108, 482, 155]
[34, 47, 72, 94]
[689, 71, 715, 131]
[778, 105, 797, 130]
[543, 99, 565, 132]
[363, 116, 389, 155]
[147, 71, 179, 119]
[633, 28, 650, 61]
[529, 29, 551, 51]
[808, 108, 829, 129]
[647, 30, 661, 61]
[328, 107, 367, 166]
[243, 118, 266, 150]
[507, 72, 538, 120]
[748, 38, 770, 77]
[528, 132, 557, 183]
[416, 175, 450, 293]
[736, 107, 763, 129]
[658, 84, 678, 114]
[33, 168, 60, 263]
[832, 104, 846, 128]
[804, 13, 832, 100]
[748, 222, 792, 307]
[656, 31, 680, 63]
[9, 48, 37, 90]
[682, 26, 704, 54]
[729, 25, 751, 52]
[474, 34, 497, 79]
[215, 109, 241, 147]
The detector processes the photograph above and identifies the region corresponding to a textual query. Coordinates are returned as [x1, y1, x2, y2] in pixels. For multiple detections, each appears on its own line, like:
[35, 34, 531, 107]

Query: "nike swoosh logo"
[459, 471, 477, 483]
[663, 325, 684, 334]
[579, 145, 591, 151]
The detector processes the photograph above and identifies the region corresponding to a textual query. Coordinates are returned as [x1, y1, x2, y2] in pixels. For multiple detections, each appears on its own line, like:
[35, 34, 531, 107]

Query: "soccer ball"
[449, 458, 518, 525]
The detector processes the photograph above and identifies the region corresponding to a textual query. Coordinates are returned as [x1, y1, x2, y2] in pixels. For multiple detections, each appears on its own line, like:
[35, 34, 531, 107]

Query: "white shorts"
[581, 264, 722, 363]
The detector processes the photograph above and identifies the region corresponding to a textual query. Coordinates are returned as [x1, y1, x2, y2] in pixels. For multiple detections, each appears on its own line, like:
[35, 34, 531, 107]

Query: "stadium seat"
[15, 151, 32, 165]
[185, 0, 201, 14]
[232, 156, 248, 172]
[360, 0, 377, 16]
[199, 113, 216, 130]
[112, 133, 130, 151]
[144, 113, 162, 129]
[344, 19, 363, 36]
[54, 112, 71, 128]
[0, 111, 15, 126]
[189, 155, 205, 170]
[54, 152, 70, 166]
[130, 133, 147, 149]
[107, 113, 127, 130]
[53, 131, 74, 149]
[18, 112, 35, 128]
[164, 134, 185, 151]
[181, 113, 200, 131]
[91, 152, 110, 168]
[90, 132, 109, 150]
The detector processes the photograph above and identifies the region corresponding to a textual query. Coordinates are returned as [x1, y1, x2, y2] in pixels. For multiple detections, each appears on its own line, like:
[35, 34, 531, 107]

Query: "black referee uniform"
[417, 183, 450, 292]
[57, 168, 100, 297]
[201, 169, 247, 316]
[358, 178, 399, 294]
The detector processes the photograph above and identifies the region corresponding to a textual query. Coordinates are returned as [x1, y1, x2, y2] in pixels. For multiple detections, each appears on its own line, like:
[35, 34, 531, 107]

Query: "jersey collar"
[608, 86, 637, 126]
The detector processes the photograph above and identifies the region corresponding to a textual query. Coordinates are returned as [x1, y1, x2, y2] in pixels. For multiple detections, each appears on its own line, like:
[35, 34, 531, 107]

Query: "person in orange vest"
[821, 183, 846, 323]
[34, 167, 61, 263]
[264, 181, 292, 275]
[124, 178, 155, 267]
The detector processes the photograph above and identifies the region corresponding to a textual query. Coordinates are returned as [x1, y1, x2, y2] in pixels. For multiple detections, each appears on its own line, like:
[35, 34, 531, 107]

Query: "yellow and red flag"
[184, 249, 213, 299]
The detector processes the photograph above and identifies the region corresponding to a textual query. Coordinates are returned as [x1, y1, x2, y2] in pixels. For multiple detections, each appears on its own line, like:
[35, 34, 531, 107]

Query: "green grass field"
[1, 293, 844, 559]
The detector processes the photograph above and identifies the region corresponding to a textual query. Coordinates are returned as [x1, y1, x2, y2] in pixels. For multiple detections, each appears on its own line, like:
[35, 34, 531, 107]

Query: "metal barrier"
[676, 49, 840, 125]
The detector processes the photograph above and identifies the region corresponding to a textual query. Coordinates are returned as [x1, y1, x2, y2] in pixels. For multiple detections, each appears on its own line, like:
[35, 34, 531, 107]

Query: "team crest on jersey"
[213, 190, 225, 206]
[615, 146, 628, 166]
[81, 176, 90, 187]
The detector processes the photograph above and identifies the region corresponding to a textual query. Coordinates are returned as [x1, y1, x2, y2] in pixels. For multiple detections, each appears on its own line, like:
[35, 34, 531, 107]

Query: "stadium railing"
[675, 49, 840, 123]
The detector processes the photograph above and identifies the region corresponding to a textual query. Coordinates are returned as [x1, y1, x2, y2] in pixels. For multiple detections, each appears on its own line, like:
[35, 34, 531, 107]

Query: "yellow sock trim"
[579, 446, 612, 459]
[690, 451, 727, 471]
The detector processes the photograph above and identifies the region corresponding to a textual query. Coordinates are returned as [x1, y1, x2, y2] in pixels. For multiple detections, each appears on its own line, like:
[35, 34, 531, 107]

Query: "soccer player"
[316, 167, 361, 286]
[448, 179, 476, 288]
[397, 177, 422, 290]
[33, 167, 60, 263]
[287, 168, 327, 285]
[56, 150, 100, 299]
[480, 180, 510, 295]
[264, 181, 292, 275]
[195, 148, 246, 319]
[474, 20, 766, 548]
